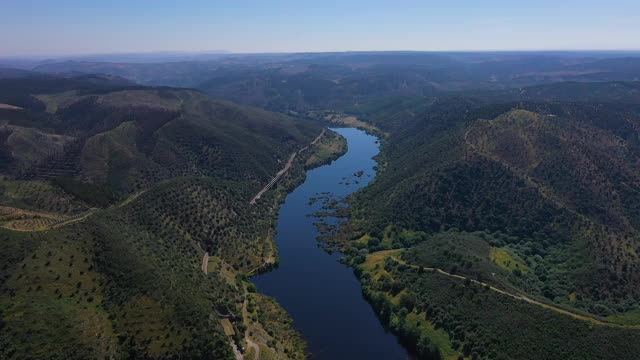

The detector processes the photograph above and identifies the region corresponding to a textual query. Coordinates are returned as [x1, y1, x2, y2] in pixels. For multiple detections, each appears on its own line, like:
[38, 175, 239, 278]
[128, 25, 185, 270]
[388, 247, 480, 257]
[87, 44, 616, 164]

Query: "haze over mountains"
[1, 48, 640, 360]
[10, 51, 636, 111]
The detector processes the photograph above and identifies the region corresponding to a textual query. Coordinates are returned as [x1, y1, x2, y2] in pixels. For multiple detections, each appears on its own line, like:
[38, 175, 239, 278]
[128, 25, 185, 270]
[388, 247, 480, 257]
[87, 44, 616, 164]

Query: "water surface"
[253, 127, 410, 360]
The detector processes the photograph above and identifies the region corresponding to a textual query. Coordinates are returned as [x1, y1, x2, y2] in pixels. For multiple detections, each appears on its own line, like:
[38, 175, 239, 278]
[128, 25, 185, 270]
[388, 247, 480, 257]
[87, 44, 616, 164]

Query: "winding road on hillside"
[378, 250, 640, 329]
[249, 128, 326, 205]
[201, 252, 209, 274]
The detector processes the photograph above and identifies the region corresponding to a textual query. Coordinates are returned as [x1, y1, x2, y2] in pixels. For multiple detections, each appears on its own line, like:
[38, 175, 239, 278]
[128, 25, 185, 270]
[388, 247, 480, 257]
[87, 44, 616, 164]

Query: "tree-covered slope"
[346, 89, 640, 359]
[0, 75, 319, 193]
[0, 74, 330, 359]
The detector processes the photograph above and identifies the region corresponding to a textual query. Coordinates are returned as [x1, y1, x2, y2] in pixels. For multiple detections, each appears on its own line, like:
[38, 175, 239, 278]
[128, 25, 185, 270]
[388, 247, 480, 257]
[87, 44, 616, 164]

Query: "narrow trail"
[49, 209, 97, 229]
[246, 257, 275, 276]
[250, 128, 326, 205]
[299, 128, 326, 153]
[242, 295, 260, 360]
[245, 338, 259, 360]
[201, 252, 209, 274]
[375, 250, 640, 329]
[250, 153, 297, 205]
[117, 189, 147, 208]
[50, 188, 146, 229]
[229, 341, 245, 360]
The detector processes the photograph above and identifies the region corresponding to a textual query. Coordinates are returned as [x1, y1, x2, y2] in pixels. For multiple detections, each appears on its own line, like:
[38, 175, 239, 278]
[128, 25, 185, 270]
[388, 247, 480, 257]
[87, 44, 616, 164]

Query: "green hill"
[0, 75, 335, 359]
[0, 76, 318, 192]
[346, 92, 640, 359]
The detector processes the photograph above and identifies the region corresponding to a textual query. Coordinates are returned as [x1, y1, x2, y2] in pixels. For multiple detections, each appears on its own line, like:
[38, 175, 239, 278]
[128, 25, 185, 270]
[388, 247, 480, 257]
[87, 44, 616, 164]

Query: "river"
[253, 127, 411, 360]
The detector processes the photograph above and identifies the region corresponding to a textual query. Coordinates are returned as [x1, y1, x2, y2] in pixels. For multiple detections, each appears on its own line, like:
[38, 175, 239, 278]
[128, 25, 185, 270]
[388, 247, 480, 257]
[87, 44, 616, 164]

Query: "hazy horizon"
[4, 48, 640, 59]
[2, 0, 639, 57]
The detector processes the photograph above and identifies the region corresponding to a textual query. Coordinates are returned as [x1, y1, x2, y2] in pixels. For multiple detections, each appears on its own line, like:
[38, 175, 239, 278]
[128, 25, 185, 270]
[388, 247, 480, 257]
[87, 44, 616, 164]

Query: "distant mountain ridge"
[26, 52, 640, 112]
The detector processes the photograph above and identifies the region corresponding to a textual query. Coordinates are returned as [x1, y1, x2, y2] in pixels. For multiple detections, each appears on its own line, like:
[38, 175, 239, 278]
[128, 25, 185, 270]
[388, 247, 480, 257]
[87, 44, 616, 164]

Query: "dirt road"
[250, 152, 297, 205]
[229, 341, 244, 360]
[49, 209, 97, 229]
[117, 189, 147, 208]
[375, 250, 640, 329]
[201, 252, 209, 274]
[249, 128, 326, 205]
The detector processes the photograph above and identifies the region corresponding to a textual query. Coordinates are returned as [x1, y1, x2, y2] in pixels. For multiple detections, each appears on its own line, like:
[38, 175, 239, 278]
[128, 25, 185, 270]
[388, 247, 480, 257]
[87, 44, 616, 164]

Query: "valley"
[2, 50, 640, 360]
[253, 128, 409, 360]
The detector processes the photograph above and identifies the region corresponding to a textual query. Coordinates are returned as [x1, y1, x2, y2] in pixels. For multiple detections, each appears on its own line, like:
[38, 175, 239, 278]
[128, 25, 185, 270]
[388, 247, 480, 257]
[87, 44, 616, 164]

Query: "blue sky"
[1, 0, 639, 56]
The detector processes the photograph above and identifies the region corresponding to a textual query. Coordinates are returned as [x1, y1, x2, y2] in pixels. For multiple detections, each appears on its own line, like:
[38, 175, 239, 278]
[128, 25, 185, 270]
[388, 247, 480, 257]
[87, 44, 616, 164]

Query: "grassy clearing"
[221, 318, 236, 336]
[246, 346, 257, 360]
[354, 233, 372, 245]
[607, 309, 640, 326]
[405, 312, 462, 360]
[305, 130, 347, 168]
[490, 247, 529, 273]
[362, 249, 400, 274]
[325, 113, 384, 135]
[34, 91, 80, 113]
[259, 344, 278, 360]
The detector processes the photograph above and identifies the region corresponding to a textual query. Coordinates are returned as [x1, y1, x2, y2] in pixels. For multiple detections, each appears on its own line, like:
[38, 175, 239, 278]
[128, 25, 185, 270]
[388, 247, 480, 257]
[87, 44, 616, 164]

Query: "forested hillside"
[345, 82, 640, 359]
[0, 74, 335, 359]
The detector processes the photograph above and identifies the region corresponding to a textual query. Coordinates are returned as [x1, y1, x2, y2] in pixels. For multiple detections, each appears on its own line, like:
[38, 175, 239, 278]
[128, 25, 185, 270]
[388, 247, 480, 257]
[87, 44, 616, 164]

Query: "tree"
[399, 293, 417, 312]
[246, 283, 257, 293]
[512, 268, 522, 277]
[379, 273, 393, 292]
[417, 335, 441, 360]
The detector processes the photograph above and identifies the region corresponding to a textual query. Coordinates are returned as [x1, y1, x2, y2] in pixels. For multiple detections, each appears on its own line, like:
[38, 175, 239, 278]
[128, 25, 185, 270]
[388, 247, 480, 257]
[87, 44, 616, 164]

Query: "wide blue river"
[253, 127, 410, 360]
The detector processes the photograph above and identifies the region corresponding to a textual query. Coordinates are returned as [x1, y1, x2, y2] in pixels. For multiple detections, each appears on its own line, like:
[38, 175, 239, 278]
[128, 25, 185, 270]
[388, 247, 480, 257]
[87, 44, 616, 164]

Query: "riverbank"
[253, 128, 410, 360]
[221, 128, 348, 360]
